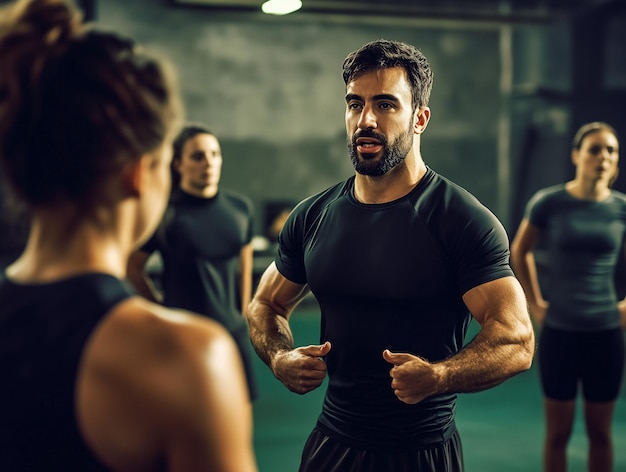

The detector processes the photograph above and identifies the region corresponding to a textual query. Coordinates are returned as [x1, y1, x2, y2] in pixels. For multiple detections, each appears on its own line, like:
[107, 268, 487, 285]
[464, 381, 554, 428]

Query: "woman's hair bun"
[0, 0, 182, 205]
[0, 0, 83, 53]
[0, 0, 84, 203]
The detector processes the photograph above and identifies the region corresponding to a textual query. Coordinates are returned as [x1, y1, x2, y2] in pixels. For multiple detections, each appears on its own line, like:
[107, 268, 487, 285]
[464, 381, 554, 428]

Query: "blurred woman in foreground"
[0, 0, 258, 470]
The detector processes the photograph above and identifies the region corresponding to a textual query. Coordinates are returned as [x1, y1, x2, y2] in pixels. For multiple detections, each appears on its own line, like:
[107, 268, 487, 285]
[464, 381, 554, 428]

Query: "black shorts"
[539, 325, 625, 402]
[298, 427, 464, 472]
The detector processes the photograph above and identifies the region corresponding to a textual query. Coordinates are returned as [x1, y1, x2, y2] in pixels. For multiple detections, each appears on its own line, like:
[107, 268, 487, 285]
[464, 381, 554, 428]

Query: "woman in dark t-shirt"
[511, 121, 625, 472]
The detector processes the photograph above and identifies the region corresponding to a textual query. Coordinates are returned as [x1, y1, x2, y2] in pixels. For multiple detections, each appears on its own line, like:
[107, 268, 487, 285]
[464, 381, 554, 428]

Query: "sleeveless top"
[0, 272, 135, 470]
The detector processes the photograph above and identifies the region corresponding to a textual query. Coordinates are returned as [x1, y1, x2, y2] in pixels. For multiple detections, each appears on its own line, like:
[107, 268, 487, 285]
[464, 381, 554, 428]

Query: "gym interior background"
[0, 1, 625, 471]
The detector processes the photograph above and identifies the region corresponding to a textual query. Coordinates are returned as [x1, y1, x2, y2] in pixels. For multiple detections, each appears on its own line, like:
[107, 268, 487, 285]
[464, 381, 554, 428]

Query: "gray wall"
[98, 0, 504, 234]
[509, 8, 626, 227]
[1, 0, 625, 258]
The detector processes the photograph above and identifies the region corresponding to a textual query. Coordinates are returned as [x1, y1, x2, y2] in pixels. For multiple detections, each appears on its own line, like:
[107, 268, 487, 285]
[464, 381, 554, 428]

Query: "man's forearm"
[436, 320, 534, 394]
[247, 306, 295, 369]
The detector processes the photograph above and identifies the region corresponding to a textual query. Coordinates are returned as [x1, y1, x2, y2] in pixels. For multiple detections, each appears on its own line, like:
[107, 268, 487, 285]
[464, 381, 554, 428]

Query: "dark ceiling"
[170, 0, 625, 24]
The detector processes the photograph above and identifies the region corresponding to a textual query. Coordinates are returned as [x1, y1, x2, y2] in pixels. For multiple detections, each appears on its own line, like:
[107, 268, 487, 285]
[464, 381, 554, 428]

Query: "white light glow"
[261, 0, 302, 15]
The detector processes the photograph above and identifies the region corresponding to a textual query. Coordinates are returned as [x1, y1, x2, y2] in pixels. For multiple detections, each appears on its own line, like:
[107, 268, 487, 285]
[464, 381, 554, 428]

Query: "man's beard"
[348, 124, 413, 176]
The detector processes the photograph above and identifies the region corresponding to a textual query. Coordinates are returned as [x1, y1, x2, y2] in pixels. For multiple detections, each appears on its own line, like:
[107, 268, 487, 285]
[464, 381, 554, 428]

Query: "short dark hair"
[172, 124, 215, 163]
[0, 0, 182, 206]
[342, 39, 433, 111]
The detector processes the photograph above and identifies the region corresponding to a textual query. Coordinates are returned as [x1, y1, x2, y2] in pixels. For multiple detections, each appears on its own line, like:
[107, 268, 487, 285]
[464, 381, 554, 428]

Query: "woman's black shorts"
[539, 325, 625, 402]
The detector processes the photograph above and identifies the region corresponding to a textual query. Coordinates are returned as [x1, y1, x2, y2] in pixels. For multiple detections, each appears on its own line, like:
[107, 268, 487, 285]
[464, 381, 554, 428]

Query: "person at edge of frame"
[511, 121, 625, 472]
[0, 0, 258, 470]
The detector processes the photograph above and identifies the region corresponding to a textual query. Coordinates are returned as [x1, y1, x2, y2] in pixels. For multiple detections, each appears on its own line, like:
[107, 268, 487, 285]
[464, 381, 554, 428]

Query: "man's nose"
[357, 106, 377, 129]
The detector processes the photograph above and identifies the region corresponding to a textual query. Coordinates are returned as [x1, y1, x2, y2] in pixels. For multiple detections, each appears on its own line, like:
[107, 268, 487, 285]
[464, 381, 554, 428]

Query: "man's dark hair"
[342, 39, 433, 111]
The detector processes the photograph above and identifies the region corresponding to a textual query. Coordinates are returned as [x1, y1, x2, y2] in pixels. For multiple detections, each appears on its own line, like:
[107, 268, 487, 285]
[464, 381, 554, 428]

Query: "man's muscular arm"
[384, 276, 535, 404]
[247, 262, 330, 394]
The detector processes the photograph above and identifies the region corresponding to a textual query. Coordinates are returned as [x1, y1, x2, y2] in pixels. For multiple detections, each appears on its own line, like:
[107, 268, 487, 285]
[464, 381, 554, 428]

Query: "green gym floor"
[251, 303, 626, 472]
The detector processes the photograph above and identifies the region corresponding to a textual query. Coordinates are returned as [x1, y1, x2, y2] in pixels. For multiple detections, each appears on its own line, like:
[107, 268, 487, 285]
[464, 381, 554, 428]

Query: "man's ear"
[414, 107, 430, 134]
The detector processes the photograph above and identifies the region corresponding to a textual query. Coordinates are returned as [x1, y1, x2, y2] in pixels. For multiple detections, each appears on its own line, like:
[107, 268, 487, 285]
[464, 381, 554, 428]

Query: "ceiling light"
[261, 0, 302, 15]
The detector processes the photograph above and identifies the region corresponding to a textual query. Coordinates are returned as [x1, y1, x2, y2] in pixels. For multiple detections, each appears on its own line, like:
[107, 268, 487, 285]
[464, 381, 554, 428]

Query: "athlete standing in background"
[511, 121, 625, 472]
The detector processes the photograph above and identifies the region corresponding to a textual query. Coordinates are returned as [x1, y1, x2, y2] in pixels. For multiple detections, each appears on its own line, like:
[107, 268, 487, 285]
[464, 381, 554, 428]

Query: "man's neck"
[353, 156, 427, 204]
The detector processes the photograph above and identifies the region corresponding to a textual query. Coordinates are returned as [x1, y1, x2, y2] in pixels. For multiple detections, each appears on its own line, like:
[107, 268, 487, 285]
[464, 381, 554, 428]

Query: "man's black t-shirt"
[277, 167, 513, 450]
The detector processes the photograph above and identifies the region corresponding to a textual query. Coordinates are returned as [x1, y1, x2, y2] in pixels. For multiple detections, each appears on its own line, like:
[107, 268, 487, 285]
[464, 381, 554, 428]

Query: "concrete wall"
[97, 0, 504, 234]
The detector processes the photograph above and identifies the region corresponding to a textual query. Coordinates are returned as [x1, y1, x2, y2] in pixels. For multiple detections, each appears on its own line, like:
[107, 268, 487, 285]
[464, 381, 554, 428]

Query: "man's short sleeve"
[275, 203, 308, 285]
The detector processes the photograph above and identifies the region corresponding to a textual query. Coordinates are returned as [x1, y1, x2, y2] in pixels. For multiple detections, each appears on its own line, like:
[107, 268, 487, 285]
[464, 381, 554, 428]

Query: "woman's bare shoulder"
[75, 296, 251, 472]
